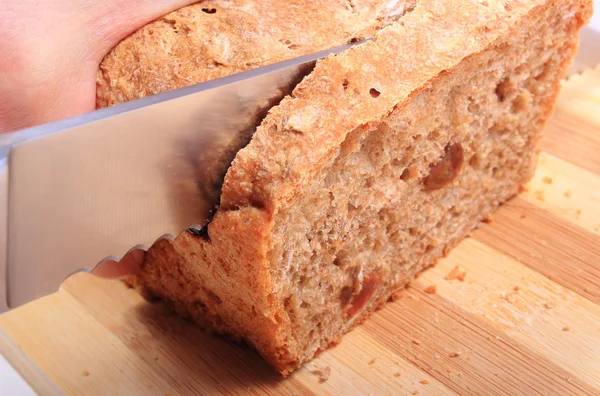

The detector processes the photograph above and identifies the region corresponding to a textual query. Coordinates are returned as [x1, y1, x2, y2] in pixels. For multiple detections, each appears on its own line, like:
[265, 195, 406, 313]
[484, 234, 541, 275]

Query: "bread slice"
[96, 0, 592, 375]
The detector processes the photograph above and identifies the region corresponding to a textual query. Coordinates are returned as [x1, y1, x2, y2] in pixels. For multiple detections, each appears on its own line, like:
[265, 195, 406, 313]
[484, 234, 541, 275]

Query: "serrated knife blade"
[0, 40, 367, 311]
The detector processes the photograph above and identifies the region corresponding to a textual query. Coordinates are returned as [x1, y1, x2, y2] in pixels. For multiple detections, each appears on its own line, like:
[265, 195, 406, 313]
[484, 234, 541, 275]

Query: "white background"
[2, 3, 600, 395]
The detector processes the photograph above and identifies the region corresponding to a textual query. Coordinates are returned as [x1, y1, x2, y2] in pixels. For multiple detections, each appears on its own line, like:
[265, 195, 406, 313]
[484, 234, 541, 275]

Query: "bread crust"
[96, 0, 593, 375]
[96, 0, 417, 108]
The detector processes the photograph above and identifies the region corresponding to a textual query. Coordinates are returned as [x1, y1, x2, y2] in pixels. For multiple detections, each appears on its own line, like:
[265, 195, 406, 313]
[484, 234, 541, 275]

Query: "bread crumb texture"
[97, 0, 593, 375]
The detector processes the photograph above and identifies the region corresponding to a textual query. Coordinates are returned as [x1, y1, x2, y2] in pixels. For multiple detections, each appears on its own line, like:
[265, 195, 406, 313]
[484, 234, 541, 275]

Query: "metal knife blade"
[0, 40, 367, 311]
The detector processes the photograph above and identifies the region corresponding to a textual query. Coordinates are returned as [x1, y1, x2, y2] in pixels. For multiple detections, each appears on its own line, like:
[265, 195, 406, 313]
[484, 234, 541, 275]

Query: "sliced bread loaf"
[96, 0, 593, 375]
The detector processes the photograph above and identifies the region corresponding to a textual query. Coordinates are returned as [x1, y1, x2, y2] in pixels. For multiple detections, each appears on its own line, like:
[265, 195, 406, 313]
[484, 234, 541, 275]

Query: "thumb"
[85, 0, 202, 65]
[0, 1, 200, 132]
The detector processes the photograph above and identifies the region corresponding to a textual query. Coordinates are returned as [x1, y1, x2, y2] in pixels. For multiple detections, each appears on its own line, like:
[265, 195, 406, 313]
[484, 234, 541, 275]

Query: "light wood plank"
[0, 291, 178, 395]
[558, 67, 600, 125]
[543, 66, 600, 173]
[523, 152, 600, 234]
[474, 198, 600, 304]
[294, 327, 455, 396]
[365, 289, 596, 396]
[414, 238, 600, 387]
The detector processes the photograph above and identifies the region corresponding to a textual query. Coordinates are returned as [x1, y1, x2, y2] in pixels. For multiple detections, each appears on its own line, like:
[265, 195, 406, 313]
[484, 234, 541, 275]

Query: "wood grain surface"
[1, 66, 599, 396]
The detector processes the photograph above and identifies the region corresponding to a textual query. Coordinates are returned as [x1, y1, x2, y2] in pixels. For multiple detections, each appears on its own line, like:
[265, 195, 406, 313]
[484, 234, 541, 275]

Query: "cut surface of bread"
[96, 0, 592, 375]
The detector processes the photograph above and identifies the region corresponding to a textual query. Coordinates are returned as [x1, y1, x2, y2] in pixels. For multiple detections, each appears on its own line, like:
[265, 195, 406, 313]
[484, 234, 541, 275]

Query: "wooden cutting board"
[1, 66, 599, 396]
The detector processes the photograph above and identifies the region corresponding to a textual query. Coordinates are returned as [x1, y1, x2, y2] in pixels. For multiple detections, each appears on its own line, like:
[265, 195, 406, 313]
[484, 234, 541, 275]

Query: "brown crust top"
[96, 0, 417, 108]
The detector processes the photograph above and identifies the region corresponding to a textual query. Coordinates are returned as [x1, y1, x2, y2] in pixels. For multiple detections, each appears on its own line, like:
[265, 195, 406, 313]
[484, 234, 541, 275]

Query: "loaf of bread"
[96, 0, 593, 375]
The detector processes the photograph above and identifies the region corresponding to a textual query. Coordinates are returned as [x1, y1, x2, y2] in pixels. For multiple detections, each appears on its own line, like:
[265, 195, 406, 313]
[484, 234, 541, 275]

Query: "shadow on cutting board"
[130, 299, 288, 392]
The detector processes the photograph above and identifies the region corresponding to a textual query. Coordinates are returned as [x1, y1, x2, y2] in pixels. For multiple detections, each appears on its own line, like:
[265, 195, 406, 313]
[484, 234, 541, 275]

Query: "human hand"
[0, 0, 199, 132]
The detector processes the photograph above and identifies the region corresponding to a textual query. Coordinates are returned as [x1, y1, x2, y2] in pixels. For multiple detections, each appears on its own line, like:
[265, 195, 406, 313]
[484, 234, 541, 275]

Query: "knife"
[0, 40, 368, 311]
